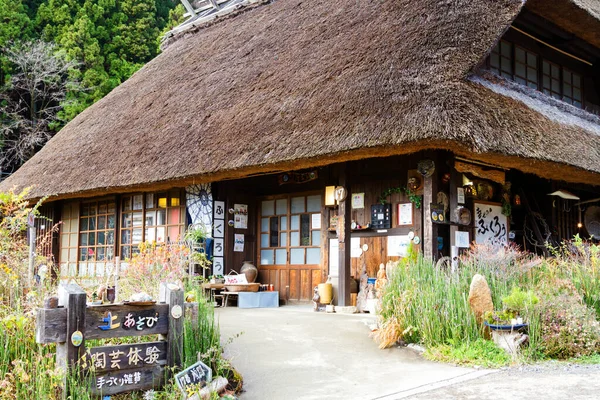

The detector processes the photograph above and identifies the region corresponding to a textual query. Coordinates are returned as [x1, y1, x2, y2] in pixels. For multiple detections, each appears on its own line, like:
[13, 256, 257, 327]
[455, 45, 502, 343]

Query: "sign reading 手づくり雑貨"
[474, 202, 508, 246]
[35, 283, 190, 397]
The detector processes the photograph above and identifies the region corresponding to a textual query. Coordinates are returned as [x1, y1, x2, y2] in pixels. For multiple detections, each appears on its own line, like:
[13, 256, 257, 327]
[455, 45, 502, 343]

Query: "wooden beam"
[166, 286, 184, 371]
[337, 165, 351, 307]
[56, 284, 87, 372]
[423, 166, 438, 260]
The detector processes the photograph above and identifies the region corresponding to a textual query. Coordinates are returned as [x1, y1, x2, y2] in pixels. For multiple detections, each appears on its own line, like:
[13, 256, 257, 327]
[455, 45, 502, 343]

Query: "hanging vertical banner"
[213, 200, 226, 275]
[214, 201, 225, 220]
[212, 257, 224, 275]
[213, 220, 225, 238]
[213, 238, 224, 257]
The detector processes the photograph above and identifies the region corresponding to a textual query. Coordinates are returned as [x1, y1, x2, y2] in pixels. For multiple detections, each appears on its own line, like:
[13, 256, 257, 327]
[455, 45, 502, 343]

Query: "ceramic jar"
[240, 261, 258, 283]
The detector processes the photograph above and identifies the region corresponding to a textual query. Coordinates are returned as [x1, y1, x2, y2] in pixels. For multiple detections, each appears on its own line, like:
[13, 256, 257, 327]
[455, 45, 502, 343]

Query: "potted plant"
[185, 223, 209, 246]
[209, 275, 225, 284]
[484, 287, 539, 331]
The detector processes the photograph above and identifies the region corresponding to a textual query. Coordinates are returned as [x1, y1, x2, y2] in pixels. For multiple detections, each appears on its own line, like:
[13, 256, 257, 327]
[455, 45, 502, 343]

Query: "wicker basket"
[224, 283, 260, 292]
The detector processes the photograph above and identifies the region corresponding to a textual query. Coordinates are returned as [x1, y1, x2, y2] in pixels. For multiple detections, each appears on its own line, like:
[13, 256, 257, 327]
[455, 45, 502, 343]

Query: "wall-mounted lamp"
[325, 186, 336, 206]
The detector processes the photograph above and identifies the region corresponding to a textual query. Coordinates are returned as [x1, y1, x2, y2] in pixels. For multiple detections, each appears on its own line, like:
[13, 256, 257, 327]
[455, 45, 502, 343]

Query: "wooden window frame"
[487, 39, 585, 109]
[78, 199, 117, 264]
[258, 193, 322, 267]
[119, 190, 186, 260]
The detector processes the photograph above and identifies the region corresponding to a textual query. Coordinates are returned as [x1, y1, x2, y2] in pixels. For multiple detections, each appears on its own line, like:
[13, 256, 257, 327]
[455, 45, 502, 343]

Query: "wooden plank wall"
[346, 178, 422, 279]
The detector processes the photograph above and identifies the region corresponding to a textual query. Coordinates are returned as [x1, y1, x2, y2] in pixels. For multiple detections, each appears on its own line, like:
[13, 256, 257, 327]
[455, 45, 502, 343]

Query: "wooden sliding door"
[257, 193, 325, 301]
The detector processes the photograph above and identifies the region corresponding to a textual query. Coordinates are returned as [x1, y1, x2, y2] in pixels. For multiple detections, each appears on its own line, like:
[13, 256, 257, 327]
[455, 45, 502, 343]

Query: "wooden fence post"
[56, 283, 87, 398]
[166, 285, 184, 371]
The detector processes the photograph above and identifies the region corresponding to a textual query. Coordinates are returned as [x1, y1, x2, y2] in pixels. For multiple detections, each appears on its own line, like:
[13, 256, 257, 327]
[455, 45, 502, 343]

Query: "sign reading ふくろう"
[474, 202, 508, 246]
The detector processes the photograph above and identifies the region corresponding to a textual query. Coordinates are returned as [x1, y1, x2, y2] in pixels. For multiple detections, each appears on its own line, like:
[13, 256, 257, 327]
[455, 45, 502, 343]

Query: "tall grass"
[376, 239, 600, 364]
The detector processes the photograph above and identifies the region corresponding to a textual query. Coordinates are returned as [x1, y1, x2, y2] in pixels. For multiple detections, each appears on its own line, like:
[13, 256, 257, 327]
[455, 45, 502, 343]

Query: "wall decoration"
[379, 185, 422, 208]
[436, 192, 449, 215]
[351, 237, 362, 258]
[474, 202, 508, 246]
[278, 170, 318, 185]
[233, 204, 248, 229]
[329, 239, 339, 276]
[397, 203, 413, 226]
[417, 159, 435, 177]
[234, 234, 245, 252]
[457, 187, 465, 204]
[352, 193, 365, 209]
[186, 184, 214, 233]
[455, 231, 470, 248]
[456, 207, 471, 225]
[430, 203, 445, 223]
[387, 235, 411, 257]
[334, 186, 347, 202]
[407, 170, 424, 194]
[311, 213, 321, 230]
[371, 204, 391, 229]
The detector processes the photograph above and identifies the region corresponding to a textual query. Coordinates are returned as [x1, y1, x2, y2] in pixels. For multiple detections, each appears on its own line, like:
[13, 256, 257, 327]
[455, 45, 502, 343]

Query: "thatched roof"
[2, 0, 600, 201]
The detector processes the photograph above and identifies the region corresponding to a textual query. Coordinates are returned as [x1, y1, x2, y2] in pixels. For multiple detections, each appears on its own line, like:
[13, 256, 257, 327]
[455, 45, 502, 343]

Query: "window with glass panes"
[120, 190, 185, 260]
[60, 202, 80, 277]
[514, 46, 538, 89]
[78, 200, 116, 264]
[489, 40, 513, 79]
[488, 40, 584, 109]
[259, 194, 321, 266]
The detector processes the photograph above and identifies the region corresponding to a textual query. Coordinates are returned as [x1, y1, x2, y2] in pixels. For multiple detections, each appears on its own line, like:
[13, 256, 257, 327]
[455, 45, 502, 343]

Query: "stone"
[188, 376, 229, 400]
[468, 274, 494, 324]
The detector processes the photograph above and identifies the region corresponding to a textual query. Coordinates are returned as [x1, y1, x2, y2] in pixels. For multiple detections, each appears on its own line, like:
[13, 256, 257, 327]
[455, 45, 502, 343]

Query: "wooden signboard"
[175, 360, 212, 394]
[36, 283, 189, 398]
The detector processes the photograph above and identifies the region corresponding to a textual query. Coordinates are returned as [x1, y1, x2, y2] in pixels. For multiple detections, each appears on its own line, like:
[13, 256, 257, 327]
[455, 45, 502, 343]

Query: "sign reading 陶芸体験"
[36, 283, 199, 396]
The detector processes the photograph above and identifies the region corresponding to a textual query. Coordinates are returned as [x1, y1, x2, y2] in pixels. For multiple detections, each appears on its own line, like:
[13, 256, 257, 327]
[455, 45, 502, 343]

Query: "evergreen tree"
[0, 0, 33, 84]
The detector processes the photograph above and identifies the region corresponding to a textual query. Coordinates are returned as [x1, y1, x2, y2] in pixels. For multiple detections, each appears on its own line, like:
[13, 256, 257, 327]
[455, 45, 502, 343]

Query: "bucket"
[318, 283, 333, 304]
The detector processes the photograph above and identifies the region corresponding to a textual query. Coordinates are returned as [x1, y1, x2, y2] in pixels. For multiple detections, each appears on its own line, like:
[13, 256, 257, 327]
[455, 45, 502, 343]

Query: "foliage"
[0, 188, 47, 306]
[0, 40, 80, 173]
[537, 293, 600, 359]
[119, 241, 191, 299]
[0, 0, 180, 173]
[501, 287, 539, 315]
[375, 237, 600, 365]
[379, 185, 422, 208]
[184, 223, 209, 244]
[483, 309, 516, 325]
[426, 338, 512, 368]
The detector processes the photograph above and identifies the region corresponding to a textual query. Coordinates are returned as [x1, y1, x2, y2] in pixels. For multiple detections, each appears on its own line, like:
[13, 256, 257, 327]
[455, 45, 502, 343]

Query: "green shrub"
[538, 294, 600, 359]
[502, 287, 539, 315]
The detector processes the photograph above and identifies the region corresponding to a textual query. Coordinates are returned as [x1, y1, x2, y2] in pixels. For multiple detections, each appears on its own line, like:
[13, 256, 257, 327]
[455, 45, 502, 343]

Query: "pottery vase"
[240, 261, 258, 283]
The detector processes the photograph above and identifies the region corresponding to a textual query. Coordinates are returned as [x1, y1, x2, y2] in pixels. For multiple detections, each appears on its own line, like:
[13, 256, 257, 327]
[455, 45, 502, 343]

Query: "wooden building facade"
[2, 0, 600, 304]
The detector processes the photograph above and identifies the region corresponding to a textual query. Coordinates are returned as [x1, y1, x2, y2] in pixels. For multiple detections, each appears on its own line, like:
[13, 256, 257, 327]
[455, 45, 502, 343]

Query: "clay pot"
[240, 261, 258, 283]
[350, 277, 359, 294]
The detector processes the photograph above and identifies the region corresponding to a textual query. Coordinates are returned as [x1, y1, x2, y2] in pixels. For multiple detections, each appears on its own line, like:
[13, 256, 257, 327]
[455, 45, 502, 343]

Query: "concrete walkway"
[216, 305, 488, 400]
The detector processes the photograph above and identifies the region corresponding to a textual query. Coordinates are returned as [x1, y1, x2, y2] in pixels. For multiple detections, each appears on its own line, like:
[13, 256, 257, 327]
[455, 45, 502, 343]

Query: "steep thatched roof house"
[1, 0, 599, 304]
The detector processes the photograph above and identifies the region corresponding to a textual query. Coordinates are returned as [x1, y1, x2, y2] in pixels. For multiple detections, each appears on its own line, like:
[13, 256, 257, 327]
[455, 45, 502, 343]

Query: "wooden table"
[202, 283, 226, 307]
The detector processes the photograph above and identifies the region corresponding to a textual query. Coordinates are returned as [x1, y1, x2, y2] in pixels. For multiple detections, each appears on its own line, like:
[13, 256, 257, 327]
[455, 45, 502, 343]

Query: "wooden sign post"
[37, 283, 187, 397]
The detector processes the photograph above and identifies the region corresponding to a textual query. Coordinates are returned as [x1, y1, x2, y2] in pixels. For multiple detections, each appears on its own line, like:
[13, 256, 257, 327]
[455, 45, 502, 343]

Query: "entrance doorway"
[257, 193, 325, 301]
